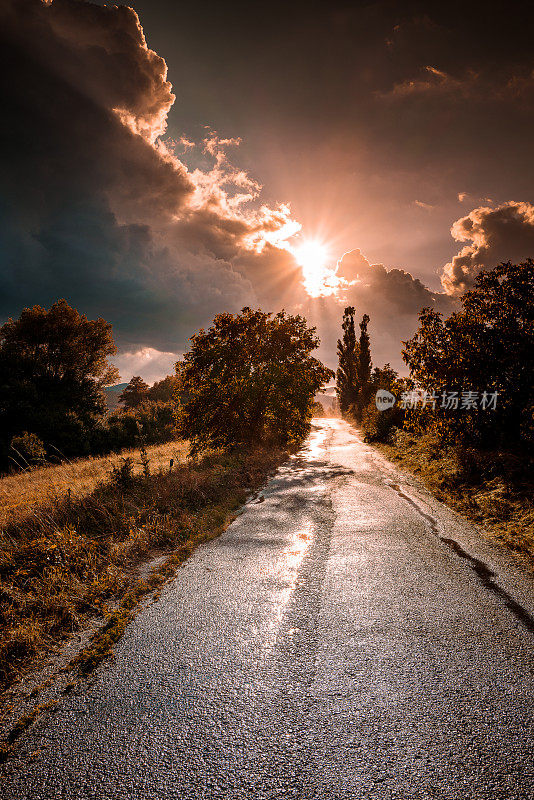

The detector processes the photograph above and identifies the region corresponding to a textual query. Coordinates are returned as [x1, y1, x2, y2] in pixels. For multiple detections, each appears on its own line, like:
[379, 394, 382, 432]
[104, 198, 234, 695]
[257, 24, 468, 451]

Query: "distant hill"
[316, 386, 337, 410]
[105, 382, 336, 413]
[104, 383, 128, 412]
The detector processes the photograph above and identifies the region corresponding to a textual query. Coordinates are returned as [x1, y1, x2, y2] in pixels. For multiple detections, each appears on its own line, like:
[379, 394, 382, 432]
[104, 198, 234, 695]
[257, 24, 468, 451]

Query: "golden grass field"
[0, 440, 189, 528]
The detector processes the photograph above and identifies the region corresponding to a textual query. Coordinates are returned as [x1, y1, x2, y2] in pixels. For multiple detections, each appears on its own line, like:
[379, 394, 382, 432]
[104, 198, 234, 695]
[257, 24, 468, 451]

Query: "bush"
[361, 403, 403, 443]
[10, 432, 47, 467]
[102, 401, 176, 451]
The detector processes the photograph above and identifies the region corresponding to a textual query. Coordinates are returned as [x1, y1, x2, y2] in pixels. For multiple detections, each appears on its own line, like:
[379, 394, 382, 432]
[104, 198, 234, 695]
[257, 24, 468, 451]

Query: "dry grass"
[0, 440, 188, 528]
[378, 430, 534, 560]
[0, 445, 286, 693]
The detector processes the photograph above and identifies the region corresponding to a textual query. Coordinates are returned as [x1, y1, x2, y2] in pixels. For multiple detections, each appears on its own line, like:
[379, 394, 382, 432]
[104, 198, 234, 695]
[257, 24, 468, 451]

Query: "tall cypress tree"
[356, 313, 372, 418]
[336, 306, 360, 416]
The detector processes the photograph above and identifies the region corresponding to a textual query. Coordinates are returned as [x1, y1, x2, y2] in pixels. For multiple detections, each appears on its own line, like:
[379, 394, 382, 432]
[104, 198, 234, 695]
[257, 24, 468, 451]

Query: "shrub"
[361, 402, 405, 443]
[10, 432, 47, 467]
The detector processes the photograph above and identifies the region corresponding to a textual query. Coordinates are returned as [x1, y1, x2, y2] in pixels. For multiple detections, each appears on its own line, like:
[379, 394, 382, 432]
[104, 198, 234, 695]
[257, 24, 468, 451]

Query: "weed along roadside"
[0, 443, 288, 754]
[0, 440, 189, 529]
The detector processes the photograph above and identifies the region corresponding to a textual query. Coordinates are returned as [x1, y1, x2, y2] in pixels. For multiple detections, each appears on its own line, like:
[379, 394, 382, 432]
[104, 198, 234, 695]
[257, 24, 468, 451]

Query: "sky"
[2, 0, 534, 380]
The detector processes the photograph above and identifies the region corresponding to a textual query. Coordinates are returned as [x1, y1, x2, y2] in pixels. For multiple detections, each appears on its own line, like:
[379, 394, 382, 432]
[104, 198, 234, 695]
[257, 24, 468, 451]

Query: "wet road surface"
[3, 418, 534, 799]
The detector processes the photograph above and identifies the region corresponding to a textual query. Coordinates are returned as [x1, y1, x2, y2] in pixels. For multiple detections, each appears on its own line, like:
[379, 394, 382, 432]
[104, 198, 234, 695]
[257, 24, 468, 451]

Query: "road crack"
[386, 480, 534, 636]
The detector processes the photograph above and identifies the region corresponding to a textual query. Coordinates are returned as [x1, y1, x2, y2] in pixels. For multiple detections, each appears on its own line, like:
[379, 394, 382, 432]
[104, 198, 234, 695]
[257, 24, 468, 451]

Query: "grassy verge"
[0, 445, 286, 693]
[378, 429, 534, 559]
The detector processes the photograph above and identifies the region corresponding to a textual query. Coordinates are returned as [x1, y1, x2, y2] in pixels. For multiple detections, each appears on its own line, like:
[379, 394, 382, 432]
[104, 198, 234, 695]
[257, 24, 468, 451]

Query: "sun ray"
[293, 239, 339, 297]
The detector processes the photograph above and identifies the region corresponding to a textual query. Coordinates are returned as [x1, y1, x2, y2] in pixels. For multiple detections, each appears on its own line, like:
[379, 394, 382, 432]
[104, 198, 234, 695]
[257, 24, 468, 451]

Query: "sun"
[295, 240, 328, 273]
[293, 240, 338, 297]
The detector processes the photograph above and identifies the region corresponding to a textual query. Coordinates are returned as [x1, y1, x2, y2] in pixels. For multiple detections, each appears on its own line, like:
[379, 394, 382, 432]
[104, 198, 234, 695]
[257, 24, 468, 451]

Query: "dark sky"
[128, 0, 534, 279]
[2, 0, 534, 377]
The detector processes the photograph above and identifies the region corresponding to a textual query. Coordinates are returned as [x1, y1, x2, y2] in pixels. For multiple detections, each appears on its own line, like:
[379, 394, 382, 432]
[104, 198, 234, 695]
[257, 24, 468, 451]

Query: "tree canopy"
[402, 260, 534, 447]
[119, 376, 150, 409]
[148, 375, 179, 403]
[0, 299, 118, 464]
[175, 307, 333, 454]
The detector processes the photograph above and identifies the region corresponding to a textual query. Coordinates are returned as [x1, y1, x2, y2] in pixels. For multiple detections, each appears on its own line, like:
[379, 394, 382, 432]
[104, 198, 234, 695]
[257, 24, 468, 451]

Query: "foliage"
[139, 445, 150, 478]
[0, 300, 118, 468]
[336, 306, 360, 415]
[175, 307, 333, 454]
[100, 401, 176, 452]
[10, 432, 47, 468]
[119, 376, 149, 409]
[402, 260, 534, 448]
[148, 375, 179, 403]
[360, 365, 408, 442]
[110, 457, 135, 489]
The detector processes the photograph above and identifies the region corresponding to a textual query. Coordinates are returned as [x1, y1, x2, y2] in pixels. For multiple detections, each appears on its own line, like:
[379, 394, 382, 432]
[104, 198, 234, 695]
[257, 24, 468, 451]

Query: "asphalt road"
[3, 418, 534, 799]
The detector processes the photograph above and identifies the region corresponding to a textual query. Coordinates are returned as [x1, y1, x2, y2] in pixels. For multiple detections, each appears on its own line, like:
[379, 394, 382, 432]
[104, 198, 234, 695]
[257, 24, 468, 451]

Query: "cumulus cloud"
[113, 347, 180, 385]
[301, 250, 455, 372]
[336, 249, 449, 312]
[0, 0, 456, 378]
[441, 201, 534, 294]
[0, 0, 306, 357]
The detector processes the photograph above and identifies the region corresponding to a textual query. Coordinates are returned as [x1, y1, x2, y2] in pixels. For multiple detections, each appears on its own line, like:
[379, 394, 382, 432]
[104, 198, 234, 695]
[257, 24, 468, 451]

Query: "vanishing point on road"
[3, 419, 534, 799]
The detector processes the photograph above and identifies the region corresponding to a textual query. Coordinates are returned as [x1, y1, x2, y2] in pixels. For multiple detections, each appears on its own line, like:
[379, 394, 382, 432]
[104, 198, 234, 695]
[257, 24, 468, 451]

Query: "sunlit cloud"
[441, 201, 534, 294]
[113, 347, 180, 384]
[1, 0, 465, 379]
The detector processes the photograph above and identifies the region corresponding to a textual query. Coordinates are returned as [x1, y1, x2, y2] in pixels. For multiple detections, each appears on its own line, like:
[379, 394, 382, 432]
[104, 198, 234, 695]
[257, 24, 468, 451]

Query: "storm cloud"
[0, 0, 309, 365]
[301, 250, 454, 371]
[3, 0, 527, 379]
[441, 202, 534, 295]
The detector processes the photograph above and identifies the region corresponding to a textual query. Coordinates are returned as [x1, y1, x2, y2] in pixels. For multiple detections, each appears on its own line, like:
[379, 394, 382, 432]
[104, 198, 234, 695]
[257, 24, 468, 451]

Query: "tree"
[336, 308, 374, 421]
[119, 376, 149, 409]
[148, 375, 179, 403]
[402, 260, 534, 447]
[0, 300, 118, 465]
[336, 306, 360, 415]
[361, 363, 408, 443]
[175, 307, 333, 454]
[356, 313, 372, 417]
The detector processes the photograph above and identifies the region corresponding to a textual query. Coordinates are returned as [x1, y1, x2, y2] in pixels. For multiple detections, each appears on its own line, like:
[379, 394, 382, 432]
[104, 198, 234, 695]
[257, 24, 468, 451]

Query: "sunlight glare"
[293, 239, 339, 297]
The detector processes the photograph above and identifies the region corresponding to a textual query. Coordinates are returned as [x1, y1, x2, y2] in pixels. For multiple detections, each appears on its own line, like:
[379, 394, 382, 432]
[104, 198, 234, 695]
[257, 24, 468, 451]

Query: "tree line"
[0, 301, 332, 471]
[1, 259, 531, 471]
